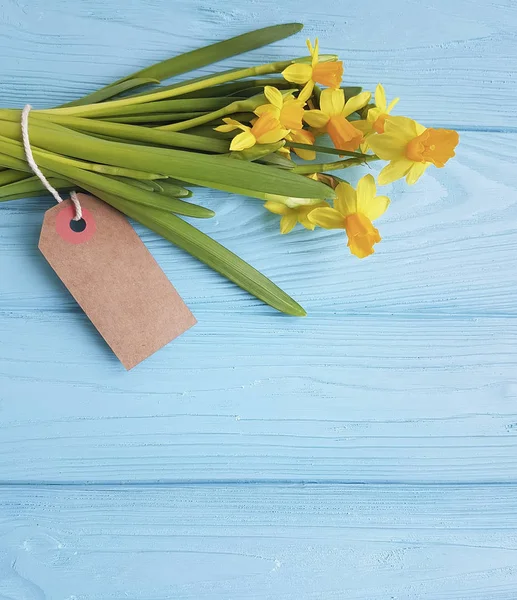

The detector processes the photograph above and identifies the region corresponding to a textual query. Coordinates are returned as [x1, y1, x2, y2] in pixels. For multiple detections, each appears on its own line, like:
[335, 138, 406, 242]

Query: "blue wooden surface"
[1, 0, 517, 598]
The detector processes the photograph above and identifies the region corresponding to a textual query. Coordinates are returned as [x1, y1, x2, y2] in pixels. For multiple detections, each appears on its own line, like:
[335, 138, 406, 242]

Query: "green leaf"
[59, 77, 160, 108]
[0, 170, 31, 186]
[66, 24, 303, 108]
[0, 119, 336, 201]
[0, 175, 71, 199]
[285, 141, 366, 158]
[229, 142, 285, 162]
[114, 24, 303, 85]
[102, 112, 207, 124]
[342, 86, 363, 98]
[30, 112, 230, 153]
[89, 188, 307, 317]
[90, 97, 238, 118]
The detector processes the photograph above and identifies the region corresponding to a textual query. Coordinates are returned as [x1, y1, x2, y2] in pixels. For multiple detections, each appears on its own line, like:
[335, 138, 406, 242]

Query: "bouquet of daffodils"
[0, 24, 459, 316]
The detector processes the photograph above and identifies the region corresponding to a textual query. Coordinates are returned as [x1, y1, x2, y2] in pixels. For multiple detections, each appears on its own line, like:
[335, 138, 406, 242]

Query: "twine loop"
[21, 104, 82, 220]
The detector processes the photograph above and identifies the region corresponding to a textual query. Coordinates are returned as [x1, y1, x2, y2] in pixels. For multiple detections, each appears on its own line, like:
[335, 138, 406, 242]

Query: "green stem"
[39, 60, 293, 118]
[0, 110, 230, 154]
[174, 78, 291, 99]
[158, 95, 265, 132]
[34, 147, 165, 180]
[285, 141, 368, 159]
[101, 112, 208, 124]
[0, 120, 334, 200]
[292, 155, 381, 174]
[0, 169, 31, 186]
[87, 97, 242, 118]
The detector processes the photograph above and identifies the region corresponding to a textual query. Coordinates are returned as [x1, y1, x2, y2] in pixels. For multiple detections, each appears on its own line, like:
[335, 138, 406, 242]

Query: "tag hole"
[69, 218, 87, 233]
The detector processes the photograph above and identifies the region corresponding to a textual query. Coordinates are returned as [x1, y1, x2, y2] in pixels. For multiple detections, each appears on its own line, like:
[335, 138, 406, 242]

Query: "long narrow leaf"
[0, 119, 335, 201]
[89, 187, 306, 316]
[59, 77, 159, 108]
[113, 24, 303, 86]
[64, 24, 303, 108]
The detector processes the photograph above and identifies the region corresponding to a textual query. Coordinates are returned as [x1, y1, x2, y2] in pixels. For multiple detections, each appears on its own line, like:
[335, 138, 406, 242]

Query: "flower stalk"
[0, 23, 459, 315]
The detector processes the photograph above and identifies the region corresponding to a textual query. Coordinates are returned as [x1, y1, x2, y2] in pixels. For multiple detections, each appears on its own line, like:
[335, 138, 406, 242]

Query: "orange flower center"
[251, 112, 282, 142]
[327, 116, 364, 153]
[279, 102, 304, 130]
[344, 213, 381, 259]
[312, 60, 343, 88]
[372, 113, 387, 134]
[405, 128, 459, 167]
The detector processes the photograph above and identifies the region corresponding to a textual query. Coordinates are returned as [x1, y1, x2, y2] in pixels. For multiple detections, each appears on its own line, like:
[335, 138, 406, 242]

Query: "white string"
[21, 104, 82, 221]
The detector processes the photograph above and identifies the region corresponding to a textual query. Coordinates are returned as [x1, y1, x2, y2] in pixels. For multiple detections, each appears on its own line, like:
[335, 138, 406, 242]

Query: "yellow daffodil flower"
[264, 174, 329, 233]
[308, 175, 390, 258]
[254, 86, 305, 130]
[285, 128, 316, 160]
[282, 39, 343, 102]
[354, 83, 399, 151]
[265, 199, 330, 234]
[303, 88, 371, 152]
[215, 112, 289, 152]
[368, 83, 400, 134]
[368, 116, 460, 185]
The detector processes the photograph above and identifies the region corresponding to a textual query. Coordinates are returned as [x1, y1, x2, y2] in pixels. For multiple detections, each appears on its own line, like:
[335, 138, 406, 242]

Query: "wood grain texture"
[1, 314, 516, 483]
[1, 485, 517, 600]
[1, 0, 517, 597]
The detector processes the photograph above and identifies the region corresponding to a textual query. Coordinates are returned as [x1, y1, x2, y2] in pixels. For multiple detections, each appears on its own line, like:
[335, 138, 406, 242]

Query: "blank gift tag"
[39, 193, 196, 369]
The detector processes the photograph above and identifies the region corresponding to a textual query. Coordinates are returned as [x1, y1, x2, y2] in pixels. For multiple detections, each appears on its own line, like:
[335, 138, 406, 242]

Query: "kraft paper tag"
[39, 193, 196, 369]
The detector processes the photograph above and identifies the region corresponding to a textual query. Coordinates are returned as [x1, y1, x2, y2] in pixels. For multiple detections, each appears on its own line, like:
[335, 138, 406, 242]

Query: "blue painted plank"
[0, 314, 516, 483]
[0, 0, 516, 129]
[1, 484, 517, 599]
[1, 0, 517, 597]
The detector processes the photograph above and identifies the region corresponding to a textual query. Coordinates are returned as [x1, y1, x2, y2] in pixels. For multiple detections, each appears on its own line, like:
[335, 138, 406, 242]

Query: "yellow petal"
[334, 182, 357, 216]
[254, 103, 280, 118]
[280, 213, 298, 234]
[289, 128, 316, 161]
[303, 109, 330, 129]
[264, 86, 284, 109]
[299, 215, 316, 230]
[356, 174, 376, 209]
[229, 130, 256, 151]
[215, 123, 237, 132]
[377, 159, 414, 185]
[298, 202, 329, 229]
[264, 201, 291, 216]
[251, 112, 288, 144]
[367, 133, 406, 160]
[375, 84, 386, 111]
[383, 116, 421, 139]
[297, 80, 315, 104]
[215, 117, 246, 132]
[351, 119, 372, 134]
[361, 195, 390, 222]
[386, 97, 400, 113]
[307, 38, 319, 66]
[282, 63, 312, 85]
[255, 127, 289, 144]
[279, 100, 305, 130]
[320, 88, 345, 117]
[342, 91, 372, 118]
[307, 207, 345, 229]
[405, 162, 429, 185]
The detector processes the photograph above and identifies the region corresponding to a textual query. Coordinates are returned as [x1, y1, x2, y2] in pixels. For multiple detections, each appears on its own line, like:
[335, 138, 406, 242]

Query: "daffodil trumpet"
[0, 22, 459, 318]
